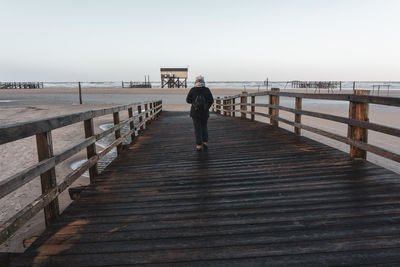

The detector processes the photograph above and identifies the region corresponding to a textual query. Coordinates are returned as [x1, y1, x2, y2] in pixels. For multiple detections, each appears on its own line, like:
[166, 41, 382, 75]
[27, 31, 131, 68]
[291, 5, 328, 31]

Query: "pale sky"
[0, 0, 399, 81]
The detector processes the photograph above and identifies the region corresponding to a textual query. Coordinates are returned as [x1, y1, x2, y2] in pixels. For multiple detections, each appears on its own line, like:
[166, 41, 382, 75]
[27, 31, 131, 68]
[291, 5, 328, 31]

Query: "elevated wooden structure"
[160, 67, 188, 88]
[2, 90, 400, 266]
[291, 81, 338, 93]
[122, 75, 152, 88]
[0, 82, 44, 89]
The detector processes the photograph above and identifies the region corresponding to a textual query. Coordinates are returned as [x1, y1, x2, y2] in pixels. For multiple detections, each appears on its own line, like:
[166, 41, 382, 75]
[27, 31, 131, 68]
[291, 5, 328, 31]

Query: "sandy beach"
[0, 87, 399, 252]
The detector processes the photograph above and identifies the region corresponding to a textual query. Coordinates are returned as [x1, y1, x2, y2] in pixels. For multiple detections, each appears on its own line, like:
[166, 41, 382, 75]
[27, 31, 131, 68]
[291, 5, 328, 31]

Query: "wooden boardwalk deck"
[11, 111, 400, 266]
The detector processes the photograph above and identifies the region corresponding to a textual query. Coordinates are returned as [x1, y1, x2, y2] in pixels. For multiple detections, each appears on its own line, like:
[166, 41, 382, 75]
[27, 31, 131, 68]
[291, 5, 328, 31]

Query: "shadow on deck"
[11, 111, 400, 266]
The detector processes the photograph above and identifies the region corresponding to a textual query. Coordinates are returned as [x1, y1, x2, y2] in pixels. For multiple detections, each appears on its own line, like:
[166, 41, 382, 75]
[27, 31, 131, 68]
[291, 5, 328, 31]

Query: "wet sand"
[0, 87, 399, 252]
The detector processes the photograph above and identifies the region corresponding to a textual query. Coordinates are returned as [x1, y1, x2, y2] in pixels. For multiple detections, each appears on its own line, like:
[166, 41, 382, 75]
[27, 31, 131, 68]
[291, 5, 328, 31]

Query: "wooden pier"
[122, 76, 152, 88]
[291, 81, 338, 93]
[0, 82, 44, 89]
[1, 91, 400, 266]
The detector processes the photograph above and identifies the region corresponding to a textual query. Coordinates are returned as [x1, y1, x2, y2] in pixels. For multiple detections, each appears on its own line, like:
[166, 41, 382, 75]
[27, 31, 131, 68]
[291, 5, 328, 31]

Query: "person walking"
[186, 75, 214, 151]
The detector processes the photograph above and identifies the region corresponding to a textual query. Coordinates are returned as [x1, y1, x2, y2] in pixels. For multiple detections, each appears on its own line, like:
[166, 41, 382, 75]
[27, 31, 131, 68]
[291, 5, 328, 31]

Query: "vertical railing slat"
[269, 88, 280, 126]
[294, 97, 302, 136]
[36, 131, 59, 226]
[113, 111, 122, 154]
[348, 90, 370, 159]
[84, 118, 98, 181]
[251, 95, 255, 121]
[240, 93, 247, 119]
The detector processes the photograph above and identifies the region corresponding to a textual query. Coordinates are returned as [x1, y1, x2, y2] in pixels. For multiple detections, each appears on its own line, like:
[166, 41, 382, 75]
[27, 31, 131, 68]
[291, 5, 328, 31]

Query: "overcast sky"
[0, 0, 399, 81]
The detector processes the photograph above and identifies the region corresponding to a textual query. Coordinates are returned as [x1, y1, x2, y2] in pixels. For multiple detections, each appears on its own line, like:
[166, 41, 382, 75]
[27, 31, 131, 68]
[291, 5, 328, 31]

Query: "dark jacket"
[186, 86, 214, 119]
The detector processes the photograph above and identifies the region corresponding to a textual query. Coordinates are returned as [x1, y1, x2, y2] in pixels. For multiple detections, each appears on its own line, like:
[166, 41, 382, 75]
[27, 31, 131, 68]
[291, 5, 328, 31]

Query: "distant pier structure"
[291, 80, 339, 93]
[0, 82, 44, 89]
[160, 68, 188, 88]
[122, 75, 152, 88]
[291, 81, 339, 89]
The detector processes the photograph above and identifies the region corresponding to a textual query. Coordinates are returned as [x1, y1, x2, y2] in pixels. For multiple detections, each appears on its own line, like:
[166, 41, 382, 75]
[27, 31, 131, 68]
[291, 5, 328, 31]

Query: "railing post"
[84, 118, 98, 181]
[269, 88, 280, 126]
[348, 90, 370, 159]
[294, 97, 302, 136]
[137, 104, 143, 131]
[113, 111, 122, 154]
[240, 92, 247, 119]
[149, 102, 153, 120]
[232, 98, 236, 117]
[36, 131, 59, 226]
[216, 98, 221, 114]
[128, 107, 135, 144]
[223, 99, 227, 116]
[227, 99, 231, 116]
[144, 103, 149, 129]
[251, 96, 255, 121]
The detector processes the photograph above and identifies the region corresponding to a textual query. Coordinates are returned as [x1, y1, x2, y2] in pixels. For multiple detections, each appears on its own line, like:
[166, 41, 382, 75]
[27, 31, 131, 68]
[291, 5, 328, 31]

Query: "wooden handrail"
[213, 89, 400, 164]
[221, 92, 400, 107]
[0, 100, 162, 244]
[0, 101, 156, 145]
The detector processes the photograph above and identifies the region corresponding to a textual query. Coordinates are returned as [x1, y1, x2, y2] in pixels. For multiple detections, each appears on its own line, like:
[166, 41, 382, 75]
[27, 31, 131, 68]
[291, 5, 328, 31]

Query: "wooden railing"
[0, 100, 162, 244]
[213, 88, 400, 163]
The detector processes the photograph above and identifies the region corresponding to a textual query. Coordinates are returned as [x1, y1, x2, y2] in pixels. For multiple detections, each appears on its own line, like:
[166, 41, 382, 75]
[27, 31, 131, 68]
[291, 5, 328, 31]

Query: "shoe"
[202, 142, 208, 151]
[196, 145, 202, 152]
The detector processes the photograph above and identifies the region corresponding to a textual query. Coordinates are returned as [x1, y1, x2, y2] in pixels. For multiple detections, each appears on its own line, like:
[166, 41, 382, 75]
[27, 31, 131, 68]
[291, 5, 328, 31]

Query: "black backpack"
[193, 95, 208, 111]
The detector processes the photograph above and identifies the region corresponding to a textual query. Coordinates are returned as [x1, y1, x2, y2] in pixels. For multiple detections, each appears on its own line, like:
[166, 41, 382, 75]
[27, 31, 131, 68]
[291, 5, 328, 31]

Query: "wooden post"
[294, 97, 302, 136]
[340, 81, 342, 91]
[216, 98, 221, 114]
[227, 99, 231, 116]
[223, 99, 227, 116]
[353, 81, 356, 91]
[251, 96, 255, 121]
[128, 107, 135, 144]
[149, 102, 153, 119]
[113, 111, 122, 154]
[240, 92, 247, 119]
[144, 103, 149, 128]
[122, 81, 124, 88]
[348, 89, 370, 159]
[36, 131, 59, 226]
[137, 105, 143, 131]
[232, 98, 236, 117]
[78, 82, 82, 104]
[269, 88, 280, 126]
[84, 118, 98, 181]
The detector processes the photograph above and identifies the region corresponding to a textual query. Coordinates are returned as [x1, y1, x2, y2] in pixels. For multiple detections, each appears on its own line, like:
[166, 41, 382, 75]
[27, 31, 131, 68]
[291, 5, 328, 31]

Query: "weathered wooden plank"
[268, 88, 280, 126]
[9, 111, 400, 266]
[84, 118, 98, 181]
[12, 237, 400, 266]
[244, 91, 400, 107]
[113, 111, 122, 154]
[36, 131, 59, 226]
[349, 89, 370, 159]
[294, 97, 302, 135]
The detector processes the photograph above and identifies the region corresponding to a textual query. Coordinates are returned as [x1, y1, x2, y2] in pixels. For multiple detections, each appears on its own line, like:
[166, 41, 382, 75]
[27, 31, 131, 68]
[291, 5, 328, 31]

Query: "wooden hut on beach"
[160, 68, 188, 88]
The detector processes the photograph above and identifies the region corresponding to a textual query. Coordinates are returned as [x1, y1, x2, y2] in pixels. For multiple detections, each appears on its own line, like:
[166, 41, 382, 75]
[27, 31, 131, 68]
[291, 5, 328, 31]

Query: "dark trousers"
[193, 118, 208, 145]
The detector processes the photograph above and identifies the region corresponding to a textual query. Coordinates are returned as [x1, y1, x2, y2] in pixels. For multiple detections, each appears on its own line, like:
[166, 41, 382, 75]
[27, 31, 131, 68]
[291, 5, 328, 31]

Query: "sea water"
[42, 81, 400, 91]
